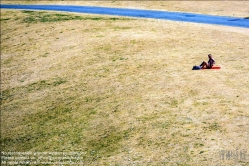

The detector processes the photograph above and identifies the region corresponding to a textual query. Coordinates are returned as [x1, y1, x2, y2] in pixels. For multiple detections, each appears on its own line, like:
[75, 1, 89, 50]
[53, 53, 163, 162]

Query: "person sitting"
[200, 54, 215, 69]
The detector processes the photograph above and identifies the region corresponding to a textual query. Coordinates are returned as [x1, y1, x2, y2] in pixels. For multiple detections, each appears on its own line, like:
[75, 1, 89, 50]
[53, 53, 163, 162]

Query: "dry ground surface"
[1, 2, 249, 166]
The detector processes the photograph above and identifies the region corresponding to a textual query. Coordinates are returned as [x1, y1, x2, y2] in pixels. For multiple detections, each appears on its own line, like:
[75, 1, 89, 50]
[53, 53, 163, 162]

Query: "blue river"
[1, 4, 249, 28]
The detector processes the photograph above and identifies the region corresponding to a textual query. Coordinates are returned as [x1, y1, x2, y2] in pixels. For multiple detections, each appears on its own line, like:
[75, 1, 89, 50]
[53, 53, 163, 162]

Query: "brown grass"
[1, 4, 249, 166]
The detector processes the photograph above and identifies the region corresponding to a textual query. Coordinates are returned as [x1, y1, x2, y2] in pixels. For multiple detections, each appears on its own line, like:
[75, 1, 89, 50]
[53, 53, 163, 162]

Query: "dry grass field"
[1, 1, 249, 166]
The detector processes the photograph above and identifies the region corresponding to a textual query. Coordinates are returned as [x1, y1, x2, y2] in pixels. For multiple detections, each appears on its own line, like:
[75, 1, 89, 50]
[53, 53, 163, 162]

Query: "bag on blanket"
[192, 65, 202, 70]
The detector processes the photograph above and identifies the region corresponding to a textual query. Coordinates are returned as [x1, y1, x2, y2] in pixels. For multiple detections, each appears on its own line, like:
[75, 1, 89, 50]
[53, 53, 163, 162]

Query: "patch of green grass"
[40, 52, 49, 57]
[25, 106, 73, 125]
[26, 78, 67, 92]
[161, 122, 171, 129]
[22, 10, 35, 14]
[87, 131, 122, 153]
[1, 106, 75, 151]
[22, 11, 83, 23]
[0, 18, 10, 21]
[1, 78, 67, 101]
[194, 143, 204, 148]
[203, 122, 223, 132]
[2, 57, 13, 65]
[170, 99, 179, 108]
[1, 88, 14, 101]
[199, 151, 205, 154]
[21, 10, 134, 23]
[112, 57, 128, 62]
[114, 26, 132, 30]
[53, 78, 67, 86]
[86, 128, 132, 157]
[84, 96, 101, 103]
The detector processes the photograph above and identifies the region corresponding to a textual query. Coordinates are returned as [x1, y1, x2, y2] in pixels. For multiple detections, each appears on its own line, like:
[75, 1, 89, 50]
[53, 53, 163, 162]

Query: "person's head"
[208, 54, 212, 59]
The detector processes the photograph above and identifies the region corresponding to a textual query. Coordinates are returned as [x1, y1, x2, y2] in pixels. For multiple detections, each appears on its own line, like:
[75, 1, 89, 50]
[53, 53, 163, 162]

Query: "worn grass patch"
[1, 9, 249, 166]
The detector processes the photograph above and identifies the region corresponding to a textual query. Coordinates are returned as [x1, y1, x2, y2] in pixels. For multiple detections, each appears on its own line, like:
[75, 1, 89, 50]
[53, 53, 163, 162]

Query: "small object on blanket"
[192, 65, 202, 70]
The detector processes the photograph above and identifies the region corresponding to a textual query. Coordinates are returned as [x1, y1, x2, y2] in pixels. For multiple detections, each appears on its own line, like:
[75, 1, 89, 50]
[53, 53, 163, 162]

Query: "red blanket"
[202, 66, 221, 69]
